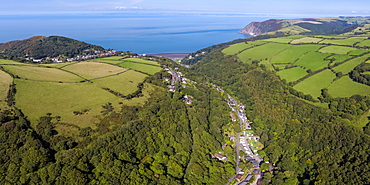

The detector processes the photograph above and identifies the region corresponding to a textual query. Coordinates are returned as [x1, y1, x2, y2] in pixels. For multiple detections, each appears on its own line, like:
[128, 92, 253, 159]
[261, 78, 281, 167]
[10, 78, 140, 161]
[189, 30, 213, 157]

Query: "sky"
[1, 0, 370, 16]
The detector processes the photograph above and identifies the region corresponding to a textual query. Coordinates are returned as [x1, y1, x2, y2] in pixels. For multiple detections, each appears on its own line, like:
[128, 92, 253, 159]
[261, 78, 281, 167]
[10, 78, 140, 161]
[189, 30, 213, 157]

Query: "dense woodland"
[190, 50, 370, 184]
[0, 36, 105, 60]
[0, 64, 238, 184]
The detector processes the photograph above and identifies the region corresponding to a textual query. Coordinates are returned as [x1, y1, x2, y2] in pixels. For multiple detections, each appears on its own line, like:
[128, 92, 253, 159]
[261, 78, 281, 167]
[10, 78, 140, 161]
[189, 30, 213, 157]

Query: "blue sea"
[0, 12, 299, 54]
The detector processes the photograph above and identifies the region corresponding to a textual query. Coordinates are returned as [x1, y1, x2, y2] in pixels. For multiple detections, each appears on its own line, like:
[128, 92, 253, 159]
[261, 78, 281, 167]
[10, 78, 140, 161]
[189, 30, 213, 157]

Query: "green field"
[0, 70, 12, 107]
[318, 45, 358, 55]
[263, 37, 295, 44]
[237, 43, 291, 64]
[259, 60, 274, 71]
[89, 57, 125, 65]
[319, 37, 366, 46]
[327, 54, 353, 65]
[118, 62, 161, 75]
[291, 37, 323, 44]
[222, 42, 253, 55]
[347, 50, 369, 56]
[294, 52, 331, 71]
[293, 69, 336, 99]
[270, 44, 323, 64]
[273, 64, 287, 70]
[328, 76, 370, 97]
[277, 67, 308, 82]
[333, 54, 370, 74]
[14, 79, 122, 128]
[0, 59, 24, 65]
[356, 39, 370, 47]
[62, 62, 128, 79]
[2, 65, 84, 82]
[92, 70, 147, 95]
[123, 58, 160, 66]
[39, 62, 78, 68]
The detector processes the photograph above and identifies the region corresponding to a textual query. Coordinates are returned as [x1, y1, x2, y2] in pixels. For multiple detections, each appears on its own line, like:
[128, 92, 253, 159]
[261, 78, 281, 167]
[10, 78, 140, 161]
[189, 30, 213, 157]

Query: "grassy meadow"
[0, 70, 12, 107]
[118, 62, 162, 75]
[237, 43, 291, 63]
[290, 37, 323, 44]
[294, 52, 331, 71]
[319, 45, 358, 55]
[319, 37, 366, 46]
[270, 44, 323, 64]
[277, 67, 308, 82]
[123, 58, 161, 66]
[293, 69, 336, 99]
[328, 76, 370, 97]
[333, 54, 370, 74]
[61, 62, 128, 79]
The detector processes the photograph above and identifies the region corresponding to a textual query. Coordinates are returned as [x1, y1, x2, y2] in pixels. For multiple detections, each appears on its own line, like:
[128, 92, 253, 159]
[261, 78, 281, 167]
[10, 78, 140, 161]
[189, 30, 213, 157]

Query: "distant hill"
[0, 36, 105, 59]
[240, 16, 370, 36]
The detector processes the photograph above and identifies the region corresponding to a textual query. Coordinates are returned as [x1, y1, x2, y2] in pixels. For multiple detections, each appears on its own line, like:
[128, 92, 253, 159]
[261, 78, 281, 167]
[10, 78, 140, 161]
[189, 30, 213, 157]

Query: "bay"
[1, 12, 292, 54]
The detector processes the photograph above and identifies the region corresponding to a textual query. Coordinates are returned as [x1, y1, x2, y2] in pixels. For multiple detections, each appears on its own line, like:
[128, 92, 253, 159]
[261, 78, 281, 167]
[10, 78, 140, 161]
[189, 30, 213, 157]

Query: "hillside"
[240, 16, 370, 36]
[0, 36, 105, 59]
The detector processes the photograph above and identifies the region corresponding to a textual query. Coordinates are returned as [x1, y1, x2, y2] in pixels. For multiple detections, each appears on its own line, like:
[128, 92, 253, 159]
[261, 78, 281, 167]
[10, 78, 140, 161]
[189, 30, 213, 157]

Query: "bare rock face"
[239, 19, 283, 36]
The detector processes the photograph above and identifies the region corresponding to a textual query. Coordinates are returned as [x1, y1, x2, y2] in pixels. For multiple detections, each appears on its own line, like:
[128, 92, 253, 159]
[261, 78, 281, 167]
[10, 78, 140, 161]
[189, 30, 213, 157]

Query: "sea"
[0, 12, 315, 54]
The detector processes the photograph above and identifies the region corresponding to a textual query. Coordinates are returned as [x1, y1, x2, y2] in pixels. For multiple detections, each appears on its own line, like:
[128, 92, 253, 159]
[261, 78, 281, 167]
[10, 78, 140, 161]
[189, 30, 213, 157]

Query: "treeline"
[190, 49, 370, 184]
[349, 62, 370, 85]
[0, 67, 236, 184]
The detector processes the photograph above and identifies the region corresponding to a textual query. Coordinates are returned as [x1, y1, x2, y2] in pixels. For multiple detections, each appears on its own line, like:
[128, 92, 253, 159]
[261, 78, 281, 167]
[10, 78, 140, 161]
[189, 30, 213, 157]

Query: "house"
[239, 182, 248, 185]
[250, 159, 260, 167]
[253, 169, 260, 175]
[214, 153, 228, 161]
[236, 174, 243, 180]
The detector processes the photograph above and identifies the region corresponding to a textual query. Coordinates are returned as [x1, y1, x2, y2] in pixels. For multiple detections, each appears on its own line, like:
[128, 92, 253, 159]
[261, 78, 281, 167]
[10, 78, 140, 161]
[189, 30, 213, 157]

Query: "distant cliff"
[239, 19, 282, 36]
[240, 17, 370, 36]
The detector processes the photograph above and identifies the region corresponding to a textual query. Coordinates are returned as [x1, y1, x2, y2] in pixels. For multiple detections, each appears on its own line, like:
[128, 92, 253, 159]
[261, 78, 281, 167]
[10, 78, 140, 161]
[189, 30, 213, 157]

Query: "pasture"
[276, 67, 308, 82]
[237, 43, 291, 64]
[39, 62, 77, 68]
[348, 50, 369, 56]
[319, 37, 366, 46]
[262, 37, 296, 44]
[92, 70, 147, 95]
[118, 62, 161, 75]
[89, 57, 125, 65]
[319, 45, 358, 55]
[0, 59, 24, 65]
[123, 58, 160, 66]
[270, 44, 323, 64]
[1, 65, 83, 82]
[327, 54, 352, 65]
[333, 54, 370, 74]
[222, 42, 252, 55]
[13, 79, 123, 128]
[294, 52, 331, 71]
[273, 64, 287, 70]
[62, 62, 128, 79]
[0, 70, 12, 107]
[259, 60, 274, 71]
[328, 76, 370, 97]
[290, 37, 323, 44]
[356, 39, 370, 47]
[293, 69, 336, 99]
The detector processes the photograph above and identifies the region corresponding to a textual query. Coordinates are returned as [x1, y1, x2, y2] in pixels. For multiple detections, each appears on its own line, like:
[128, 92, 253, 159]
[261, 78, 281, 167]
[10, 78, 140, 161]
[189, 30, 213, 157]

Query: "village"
[164, 65, 274, 185]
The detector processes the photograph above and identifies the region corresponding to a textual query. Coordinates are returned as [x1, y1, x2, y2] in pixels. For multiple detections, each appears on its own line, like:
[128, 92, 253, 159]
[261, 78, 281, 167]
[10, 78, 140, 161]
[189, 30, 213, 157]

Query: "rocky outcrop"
[239, 19, 283, 36]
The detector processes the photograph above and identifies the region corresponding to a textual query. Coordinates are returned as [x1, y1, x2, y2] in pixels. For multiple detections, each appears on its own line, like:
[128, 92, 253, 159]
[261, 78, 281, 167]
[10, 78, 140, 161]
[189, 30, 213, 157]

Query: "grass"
[237, 43, 291, 64]
[352, 109, 370, 128]
[263, 37, 295, 44]
[290, 37, 323, 44]
[0, 70, 12, 108]
[356, 39, 370, 47]
[2, 65, 83, 82]
[39, 62, 78, 68]
[293, 69, 336, 99]
[123, 58, 160, 66]
[327, 54, 353, 66]
[222, 42, 252, 55]
[92, 70, 147, 95]
[294, 52, 331, 71]
[62, 62, 128, 79]
[328, 76, 370, 97]
[273, 64, 287, 70]
[333, 54, 370, 74]
[318, 46, 358, 55]
[13, 79, 123, 128]
[271, 44, 323, 64]
[319, 37, 366, 46]
[276, 67, 308, 82]
[118, 62, 162, 75]
[0, 59, 24, 65]
[268, 25, 310, 35]
[88, 57, 125, 65]
[348, 50, 369, 56]
[259, 60, 274, 71]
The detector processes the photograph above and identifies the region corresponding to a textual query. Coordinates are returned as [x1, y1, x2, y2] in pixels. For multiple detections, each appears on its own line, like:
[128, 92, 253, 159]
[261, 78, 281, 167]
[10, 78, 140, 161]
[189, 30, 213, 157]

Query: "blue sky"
[1, 0, 370, 15]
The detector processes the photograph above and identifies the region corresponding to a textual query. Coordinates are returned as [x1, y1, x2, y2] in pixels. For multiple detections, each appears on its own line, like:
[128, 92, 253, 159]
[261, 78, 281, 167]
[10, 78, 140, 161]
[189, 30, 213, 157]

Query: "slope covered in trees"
[0, 36, 105, 59]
